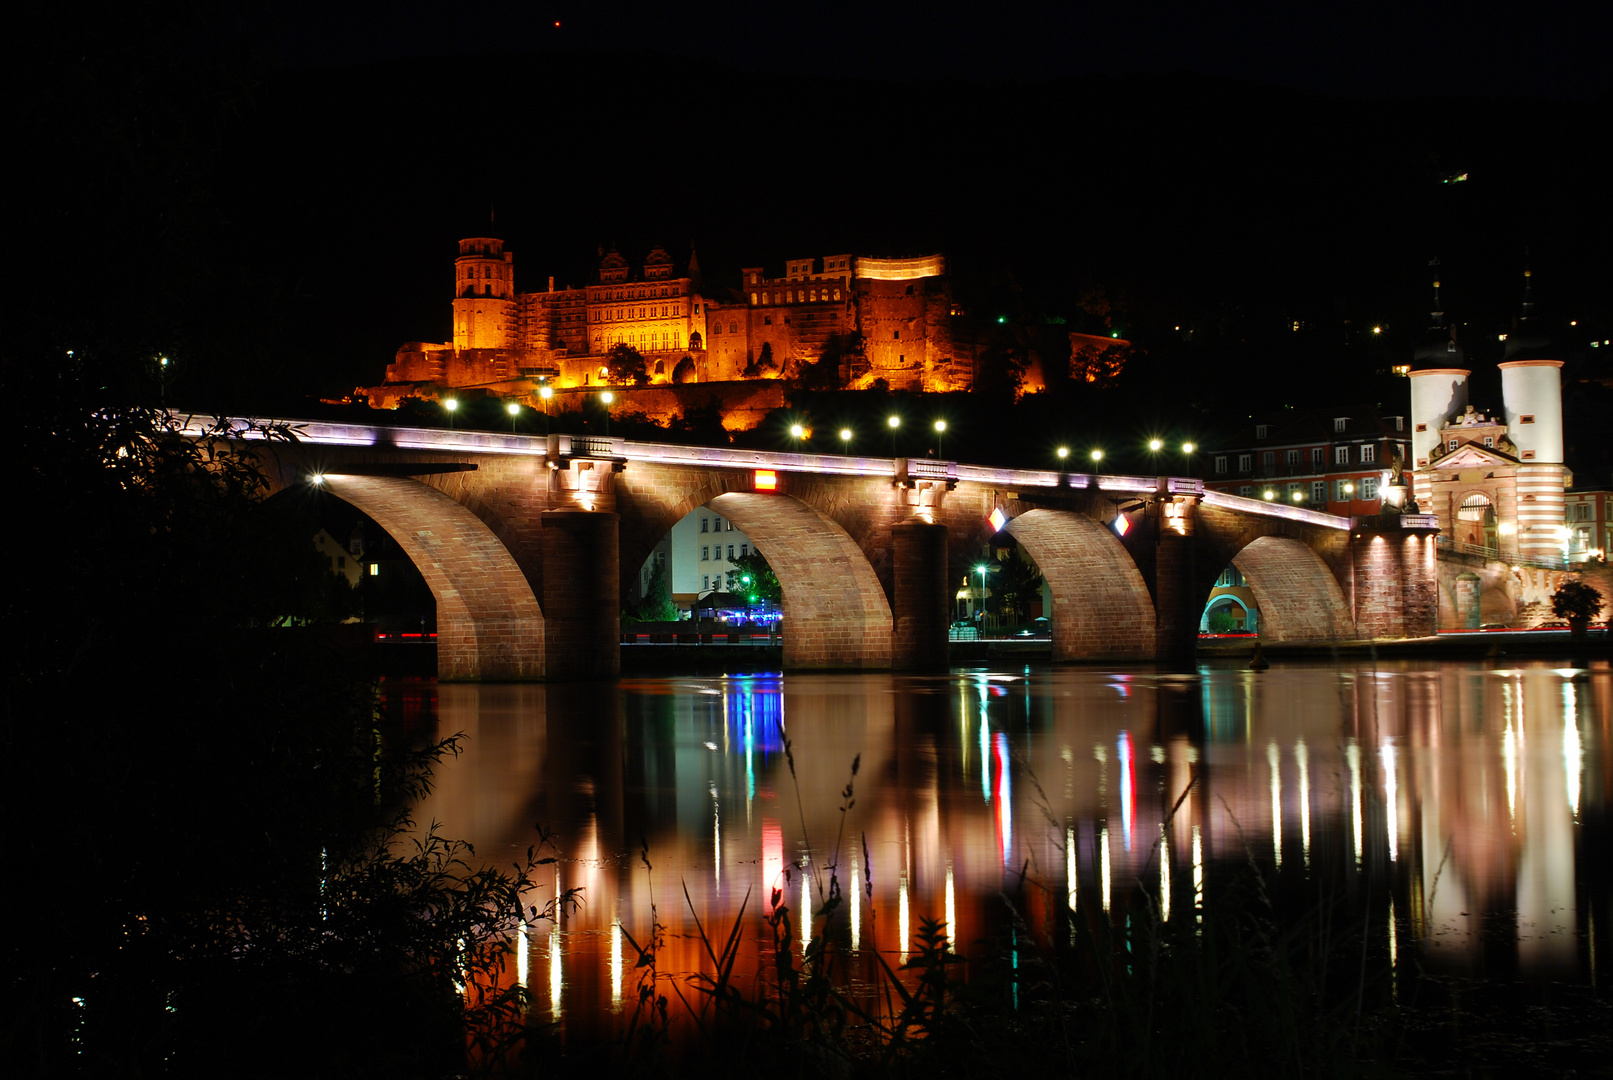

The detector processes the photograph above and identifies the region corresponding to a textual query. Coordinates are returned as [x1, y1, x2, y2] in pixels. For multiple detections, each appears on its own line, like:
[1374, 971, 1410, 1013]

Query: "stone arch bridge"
[188, 417, 1439, 680]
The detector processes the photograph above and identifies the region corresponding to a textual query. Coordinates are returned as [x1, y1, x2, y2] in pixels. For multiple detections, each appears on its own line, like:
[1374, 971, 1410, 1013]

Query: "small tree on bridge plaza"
[988, 546, 1044, 623]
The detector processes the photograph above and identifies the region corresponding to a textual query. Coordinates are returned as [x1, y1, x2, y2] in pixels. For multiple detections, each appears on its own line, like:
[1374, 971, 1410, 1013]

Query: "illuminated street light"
[1090, 449, 1104, 463]
[444, 398, 458, 430]
[1263, 490, 1276, 500]
[789, 423, 805, 439]
[1292, 490, 1304, 502]
[600, 390, 614, 437]
[839, 427, 853, 448]
[934, 419, 947, 457]
[973, 562, 997, 624]
[888, 414, 901, 457]
[1372, 326, 1382, 335]
[1344, 481, 1355, 496]
[1181, 442, 1196, 455]
[600, 391, 615, 404]
[507, 400, 520, 432]
[538, 383, 554, 434]
[1148, 438, 1164, 452]
[1057, 446, 1070, 461]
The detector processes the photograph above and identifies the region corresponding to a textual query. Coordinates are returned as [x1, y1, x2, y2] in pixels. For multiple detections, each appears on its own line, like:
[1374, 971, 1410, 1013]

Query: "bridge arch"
[322, 474, 544, 680]
[1227, 535, 1353, 643]
[1004, 508, 1156, 661]
[706, 491, 892, 669]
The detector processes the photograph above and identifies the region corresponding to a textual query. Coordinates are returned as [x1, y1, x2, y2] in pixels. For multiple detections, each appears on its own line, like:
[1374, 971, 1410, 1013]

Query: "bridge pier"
[1152, 528, 1201, 670]
[1350, 518, 1440, 639]
[541, 509, 621, 680]
[891, 517, 951, 671]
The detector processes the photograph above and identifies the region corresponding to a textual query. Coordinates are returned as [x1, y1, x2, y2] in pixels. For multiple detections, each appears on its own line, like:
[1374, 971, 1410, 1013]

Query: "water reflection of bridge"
[186, 416, 1441, 679]
[407, 662, 1605, 1021]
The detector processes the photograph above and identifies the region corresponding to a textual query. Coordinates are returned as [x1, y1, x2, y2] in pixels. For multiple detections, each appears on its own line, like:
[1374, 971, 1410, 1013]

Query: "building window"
[1256, 424, 1269, 439]
[764, 316, 772, 326]
[1334, 446, 1348, 464]
[741, 543, 749, 556]
[751, 293, 758, 304]
[700, 517, 709, 533]
[1361, 477, 1379, 499]
[894, 330, 900, 339]
[1238, 485, 1254, 497]
[1360, 445, 1374, 463]
[1334, 479, 1351, 501]
[702, 575, 710, 591]
[1285, 449, 1299, 466]
[1575, 504, 1591, 521]
[1415, 422, 1427, 432]
[1238, 453, 1251, 472]
[701, 546, 709, 561]
[1334, 418, 1347, 432]
[1311, 480, 1327, 503]
[1214, 455, 1227, 474]
[726, 520, 735, 532]
[1447, 439, 1458, 452]
[1311, 447, 1324, 467]
[1484, 435, 1494, 447]
[727, 544, 735, 560]
[1261, 451, 1275, 471]
[1286, 482, 1301, 499]
[1520, 414, 1535, 424]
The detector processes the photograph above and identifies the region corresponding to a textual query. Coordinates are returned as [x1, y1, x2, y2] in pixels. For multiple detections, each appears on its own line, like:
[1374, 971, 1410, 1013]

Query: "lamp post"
[974, 562, 996, 629]
[789, 423, 805, 447]
[444, 397, 458, 430]
[1090, 448, 1104, 464]
[887, 414, 901, 457]
[506, 400, 520, 433]
[539, 383, 553, 434]
[1057, 446, 1070, 464]
[600, 390, 614, 437]
[839, 427, 852, 453]
[933, 419, 947, 457]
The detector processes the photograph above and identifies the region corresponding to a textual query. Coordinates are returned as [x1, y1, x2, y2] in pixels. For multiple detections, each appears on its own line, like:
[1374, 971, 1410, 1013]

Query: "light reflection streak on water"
[898, 875, 910, 965]
[1267, 741, 1282, 868]
[1502, 680, 1519, 826]
[1100, 826, 1111, 912]
[1066, 826, 1077, 915]
[1159, 825, 1171, 922]
[801, 860, 811, 952]
[1118, 732, 1134, 853]
[762, 819, 783, 912]
[1564, 682, 1582, 818]
[1381, 741, 1399, 862]
[1192, 824, 1203, 932]
[850, 851, 861, 951]
[1295, 738, 1311, 866]
[995, 733, 1013, 864]
[979, 678, 992, 801]
[517, 917, 529, 989]
[1389, 897, 1398, 1000]
[548, 928, 561, 1018]
[610, 916, 623, 1011]
[1346, 741, 1363, 866]
[945, 866, 956, 952]
[712, 783, 721, 887]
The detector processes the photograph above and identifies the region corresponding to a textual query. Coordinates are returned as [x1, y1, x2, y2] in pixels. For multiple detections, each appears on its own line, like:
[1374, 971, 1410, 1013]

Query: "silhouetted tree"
[605, 342, 649, 386]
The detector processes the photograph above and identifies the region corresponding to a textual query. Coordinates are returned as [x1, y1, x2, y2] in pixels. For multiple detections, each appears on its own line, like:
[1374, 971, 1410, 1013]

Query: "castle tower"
[1407, 261, 1469, 509]
[1499, 267, 1567, 562]
[452, 237, 516, 351]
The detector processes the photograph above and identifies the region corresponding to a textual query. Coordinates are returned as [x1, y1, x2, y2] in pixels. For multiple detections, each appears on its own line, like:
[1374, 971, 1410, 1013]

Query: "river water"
[388, 659, 1609, 1033]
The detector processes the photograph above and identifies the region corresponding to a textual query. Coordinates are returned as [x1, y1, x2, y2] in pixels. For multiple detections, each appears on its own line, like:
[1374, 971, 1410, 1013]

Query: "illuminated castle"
[363, 239, 973, 406]
[1408, 267, 1571, 565]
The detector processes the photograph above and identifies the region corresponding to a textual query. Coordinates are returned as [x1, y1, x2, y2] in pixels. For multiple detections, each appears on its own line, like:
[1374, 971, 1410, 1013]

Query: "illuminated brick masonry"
[362, 239, 975, 409]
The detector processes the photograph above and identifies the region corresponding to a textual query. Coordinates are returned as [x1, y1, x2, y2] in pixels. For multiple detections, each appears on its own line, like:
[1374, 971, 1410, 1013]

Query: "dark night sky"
[8, 0, 1612, 471]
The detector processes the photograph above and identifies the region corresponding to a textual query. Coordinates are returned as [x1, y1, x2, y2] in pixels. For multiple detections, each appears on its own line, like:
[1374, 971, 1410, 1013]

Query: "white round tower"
[452, 237, 516, 351]
[1498, 360, 1563, 463]
[1408, 368, 1469, 467]
[1499, 358, 1565, 562]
